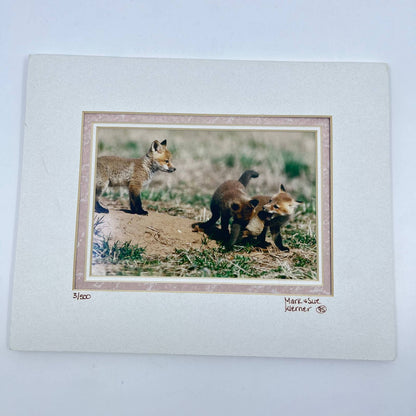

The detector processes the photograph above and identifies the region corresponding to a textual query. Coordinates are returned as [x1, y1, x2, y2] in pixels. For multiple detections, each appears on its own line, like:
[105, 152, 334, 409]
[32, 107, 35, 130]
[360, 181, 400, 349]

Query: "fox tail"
[238, 170, 259, 187]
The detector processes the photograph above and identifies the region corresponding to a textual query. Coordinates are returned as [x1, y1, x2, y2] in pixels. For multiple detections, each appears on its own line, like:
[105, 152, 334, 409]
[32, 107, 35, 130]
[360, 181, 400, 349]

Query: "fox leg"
[95, 181, 109, 213]
[192, 203, 221, 230]
[220, 212, 231, 240]
[270, 225, 289, 251]
[255, 225, 271, 248]
[227, 222, 242, 249]
[129, 182, 148, 215]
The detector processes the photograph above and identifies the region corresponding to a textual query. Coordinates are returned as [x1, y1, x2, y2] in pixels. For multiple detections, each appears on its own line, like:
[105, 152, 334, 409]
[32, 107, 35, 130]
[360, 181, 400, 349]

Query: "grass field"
[92, 126, 318, 280]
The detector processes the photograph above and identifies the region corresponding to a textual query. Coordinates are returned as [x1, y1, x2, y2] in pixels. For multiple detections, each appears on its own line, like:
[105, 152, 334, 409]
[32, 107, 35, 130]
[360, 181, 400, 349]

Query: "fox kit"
[95, 139, 175, 215]
[245, 184, 300, 251]
[192, 170, 259, 248]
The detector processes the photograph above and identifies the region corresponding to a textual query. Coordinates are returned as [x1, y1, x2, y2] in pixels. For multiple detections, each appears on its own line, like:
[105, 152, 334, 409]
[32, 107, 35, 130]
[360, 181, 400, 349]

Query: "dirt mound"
[96, 209, 217, 256]
[93, 207, 316, 281]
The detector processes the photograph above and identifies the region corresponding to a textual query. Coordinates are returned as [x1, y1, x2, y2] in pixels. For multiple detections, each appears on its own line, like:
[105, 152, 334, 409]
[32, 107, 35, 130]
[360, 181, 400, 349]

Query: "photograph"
[90, 124, 319, 281]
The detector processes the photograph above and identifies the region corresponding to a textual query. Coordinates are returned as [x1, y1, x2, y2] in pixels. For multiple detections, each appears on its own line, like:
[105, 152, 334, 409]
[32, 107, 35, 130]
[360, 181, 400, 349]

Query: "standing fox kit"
[246, 184, 300, 251]
[192, 170, 259, 248]
[95, 139, 175, 215]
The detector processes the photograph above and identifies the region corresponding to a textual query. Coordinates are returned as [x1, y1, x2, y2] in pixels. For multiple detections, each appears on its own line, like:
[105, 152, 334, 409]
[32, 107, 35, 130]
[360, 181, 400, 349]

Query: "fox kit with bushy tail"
[95, 139, 175, 215]
[192, 170, 259, 249]
[246, 184, 300, 251]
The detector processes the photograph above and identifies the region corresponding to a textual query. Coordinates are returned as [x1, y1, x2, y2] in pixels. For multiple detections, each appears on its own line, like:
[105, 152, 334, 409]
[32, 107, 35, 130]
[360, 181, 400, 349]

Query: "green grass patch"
[146, 204, 186, 216]
[212, 153, 261, 170]
[142, 189, 211, 210]
[102, 190, 122, 199]
[247, 138, 268, 150]
[299, 199, 316, 215]
[180, 193, 211, 207]
[239, 154, 260, 169]
[292, 254, 312, 268]
[122, 141, 139, 156]
[141, 189, 178, 202]
[211, 153, 236, 168]
[287, 230, 316, 249]
[93, 239, 146, 263]
[282, 150, 309, 179]
[175, 248, 263, 278]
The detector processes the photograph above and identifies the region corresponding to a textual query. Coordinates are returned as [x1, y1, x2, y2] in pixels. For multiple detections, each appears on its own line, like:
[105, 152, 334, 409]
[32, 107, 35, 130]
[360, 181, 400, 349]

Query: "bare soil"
[96, 209, 217, 257]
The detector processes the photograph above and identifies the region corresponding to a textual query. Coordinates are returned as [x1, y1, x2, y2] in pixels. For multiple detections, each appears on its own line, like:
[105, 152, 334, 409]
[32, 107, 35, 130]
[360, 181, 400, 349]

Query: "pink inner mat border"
[73, 112, 332, 296]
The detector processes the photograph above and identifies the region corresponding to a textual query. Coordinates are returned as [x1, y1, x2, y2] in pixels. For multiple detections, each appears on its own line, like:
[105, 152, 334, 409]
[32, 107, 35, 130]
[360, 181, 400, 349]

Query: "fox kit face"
[231, 198, 259, 223]
[150, 139, 176, 173]
[262, 185, 300, 218]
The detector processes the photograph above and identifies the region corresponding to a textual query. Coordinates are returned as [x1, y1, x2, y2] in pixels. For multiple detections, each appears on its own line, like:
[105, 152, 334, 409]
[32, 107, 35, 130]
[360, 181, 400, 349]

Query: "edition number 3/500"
[73, 292, 91, 300]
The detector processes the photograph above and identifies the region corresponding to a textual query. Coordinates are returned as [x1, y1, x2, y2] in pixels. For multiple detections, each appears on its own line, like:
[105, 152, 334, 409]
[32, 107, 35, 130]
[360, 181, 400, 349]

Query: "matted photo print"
[10, 56, 395, 360]
[74, 112, 332, 295]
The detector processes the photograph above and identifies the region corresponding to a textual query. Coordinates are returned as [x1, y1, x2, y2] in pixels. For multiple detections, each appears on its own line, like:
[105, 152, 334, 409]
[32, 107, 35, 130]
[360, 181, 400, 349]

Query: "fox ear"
[249, 199, 259, 208]
[280, 184, 286, 192]
[231, 203, 240, 211]
[151, 140, 161, 152]
[160, 139, 167, 146]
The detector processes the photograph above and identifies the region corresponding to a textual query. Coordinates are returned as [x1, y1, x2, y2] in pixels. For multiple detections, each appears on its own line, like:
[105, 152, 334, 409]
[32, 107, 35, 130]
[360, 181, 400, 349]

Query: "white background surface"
[1, 1, 415, 415]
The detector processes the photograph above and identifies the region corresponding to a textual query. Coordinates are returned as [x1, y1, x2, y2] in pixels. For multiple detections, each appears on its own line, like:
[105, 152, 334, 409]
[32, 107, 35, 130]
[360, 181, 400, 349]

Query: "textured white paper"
[9, 55, 395, 360]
